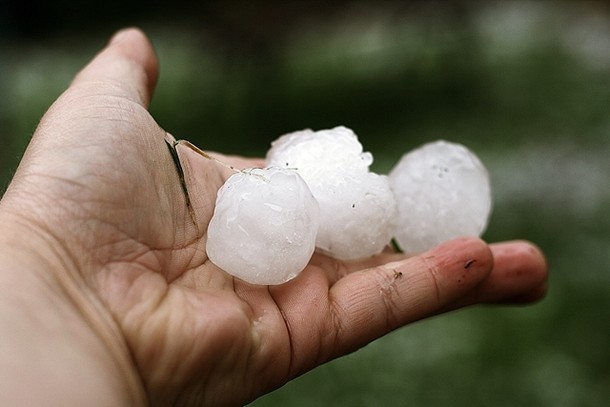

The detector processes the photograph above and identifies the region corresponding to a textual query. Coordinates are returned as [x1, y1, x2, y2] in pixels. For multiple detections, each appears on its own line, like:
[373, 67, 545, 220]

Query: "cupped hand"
[0, 29, 547, 406]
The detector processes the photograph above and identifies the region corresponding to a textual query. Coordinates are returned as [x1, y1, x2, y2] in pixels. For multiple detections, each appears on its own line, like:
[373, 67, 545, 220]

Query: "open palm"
[1, 29, 547, 406]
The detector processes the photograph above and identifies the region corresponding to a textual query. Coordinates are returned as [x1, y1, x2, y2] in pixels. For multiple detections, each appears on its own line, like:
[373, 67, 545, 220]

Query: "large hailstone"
[206, 167, 319, 285]
[312, 171, 397, 260]
[267, 126, 397, 261]
[267, 126, 373, 179]
[389, 140, 492, 254]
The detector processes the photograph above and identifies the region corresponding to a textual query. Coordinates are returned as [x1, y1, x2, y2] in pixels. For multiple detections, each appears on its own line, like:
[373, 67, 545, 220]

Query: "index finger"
[327, 237, 494, 356]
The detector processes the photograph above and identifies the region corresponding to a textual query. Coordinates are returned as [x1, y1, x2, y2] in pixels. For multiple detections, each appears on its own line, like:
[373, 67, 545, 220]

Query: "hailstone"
[206, 167, 319, 285]
[267, 126, 397, 261]
[389, 140, 492, 254]
[266, 126, 373, 179]
[312, 171, 398, 260]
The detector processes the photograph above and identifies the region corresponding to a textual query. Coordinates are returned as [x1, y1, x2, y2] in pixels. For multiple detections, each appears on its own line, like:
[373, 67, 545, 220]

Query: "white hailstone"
[313, 171, 398, 261]
[267, 126, 397, 261]
[389, 140, 492, 254]
[206, 167, 319, 285]
[267, 126, 373, 182]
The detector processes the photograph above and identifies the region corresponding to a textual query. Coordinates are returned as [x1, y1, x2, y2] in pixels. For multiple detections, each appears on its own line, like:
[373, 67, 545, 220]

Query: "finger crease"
[421, 255, 443, 308]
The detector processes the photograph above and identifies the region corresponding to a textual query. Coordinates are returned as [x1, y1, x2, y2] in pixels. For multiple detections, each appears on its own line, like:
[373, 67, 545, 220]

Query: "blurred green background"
[1, 1, 609, 406]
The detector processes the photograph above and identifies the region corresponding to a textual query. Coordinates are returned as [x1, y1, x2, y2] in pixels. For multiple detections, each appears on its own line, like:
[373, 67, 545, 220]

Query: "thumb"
[72, 28, 159, 107]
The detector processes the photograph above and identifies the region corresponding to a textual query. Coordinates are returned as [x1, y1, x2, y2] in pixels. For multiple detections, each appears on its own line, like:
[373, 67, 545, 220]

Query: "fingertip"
[72, 27, 159, 106]
[108, 27, 159, 103]
[498, 280, 548, 304]
[109, 27, 144, 45]
[490, 240, 548, 286]
[486, 240, 549, 303]
[110, 28, 158, 77]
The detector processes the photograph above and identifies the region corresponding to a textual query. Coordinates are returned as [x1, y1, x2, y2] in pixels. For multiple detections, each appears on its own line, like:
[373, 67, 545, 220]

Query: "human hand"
[0, 29, 547, 406]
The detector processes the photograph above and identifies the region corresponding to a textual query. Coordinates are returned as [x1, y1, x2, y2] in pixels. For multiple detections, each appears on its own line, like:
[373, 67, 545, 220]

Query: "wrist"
[0, 214, 148, 406]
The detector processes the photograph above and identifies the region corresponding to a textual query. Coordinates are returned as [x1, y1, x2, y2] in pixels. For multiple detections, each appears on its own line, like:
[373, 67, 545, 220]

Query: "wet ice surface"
[206, 167, 319, 285]
[389, 140, 492, 254]
[267, 126, 397, 260]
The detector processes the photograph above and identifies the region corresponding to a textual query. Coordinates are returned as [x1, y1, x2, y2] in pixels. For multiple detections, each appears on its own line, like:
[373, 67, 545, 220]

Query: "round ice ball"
[206, 167, 319, 285]
[389, 140, 492, 254]
[266, 126, 374, 182]
[313, 171, 398, 261]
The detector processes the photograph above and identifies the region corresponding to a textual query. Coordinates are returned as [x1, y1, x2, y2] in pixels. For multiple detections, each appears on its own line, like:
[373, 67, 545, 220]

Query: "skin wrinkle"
[267, 286, 297, 379]
[241, 296, 265, 370]
[372, 267, 404, 330]
[71, 75, 149, 108]
[420, 254, 443, 308]
[25, 172, 90, 192]
[232, 284, 285, 398]
[119, 273, 167, 336]
[267, 267, 343, 378]
[327, 294, 346, 362]
[100, 264, 163, 315]
[63, 215, 161, 280]
[161, 296, 253, 407]
[309, 252, 350, 284]
[13, 208, 84, 288]
[49, 86, 140, 131]
[219, 331, 258, 406]
[168, 243, 207, 283]
[161, 203, 209, 282]
[71, 196, 183, 282]
[294, 284, 336, 373]
[95, 269, 168, 402]
[177, 259, 227, 291]
[318, 289, 344, 367]
[123, 287, 180, 392]
[326, 276, 372, 355]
